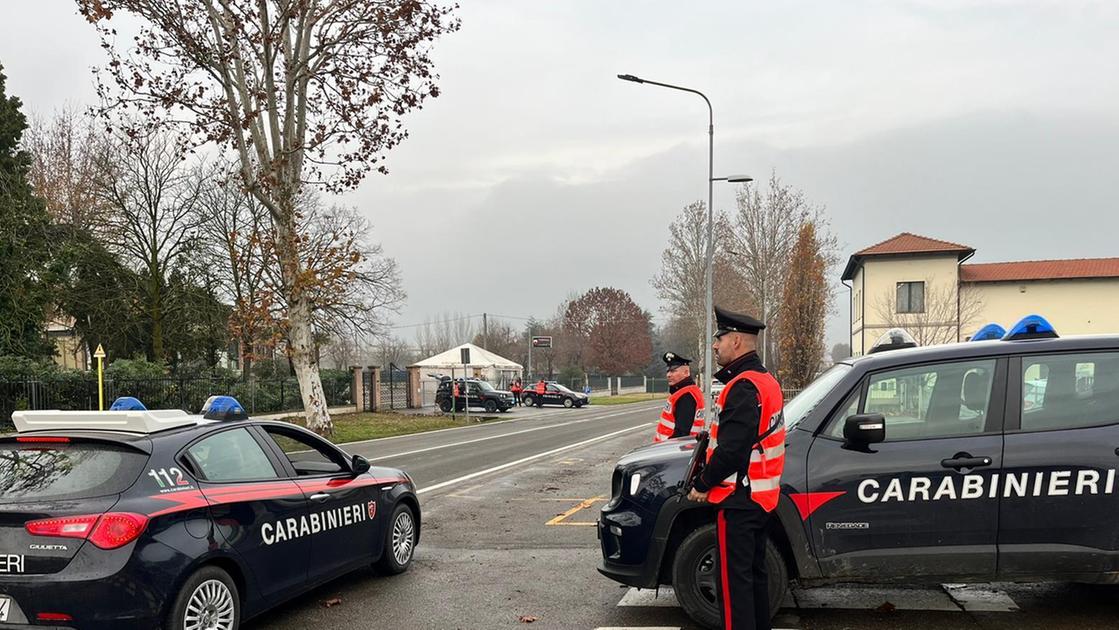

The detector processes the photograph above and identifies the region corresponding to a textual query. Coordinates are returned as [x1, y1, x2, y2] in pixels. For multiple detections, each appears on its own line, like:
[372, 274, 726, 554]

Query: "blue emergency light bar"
[970, 323, 1006, 341]
[1003, 314, 1059, 341]
[109, 396, 148, 411]
[201, 395, 248, 421]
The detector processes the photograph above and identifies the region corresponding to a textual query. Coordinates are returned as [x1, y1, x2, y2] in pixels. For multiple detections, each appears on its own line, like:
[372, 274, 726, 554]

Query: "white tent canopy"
[410, 343, 523, 387]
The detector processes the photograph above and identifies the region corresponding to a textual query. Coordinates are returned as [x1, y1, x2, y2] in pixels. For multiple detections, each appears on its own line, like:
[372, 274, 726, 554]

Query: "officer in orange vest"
[654, 352, 705, 442]
[687, 305, 785, 630]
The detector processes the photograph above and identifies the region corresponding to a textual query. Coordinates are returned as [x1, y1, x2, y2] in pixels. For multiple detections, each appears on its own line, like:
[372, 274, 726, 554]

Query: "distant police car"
[522, 382, 589, 408]
[599, 316, 1119, 629]
[0, 396, 420, 630]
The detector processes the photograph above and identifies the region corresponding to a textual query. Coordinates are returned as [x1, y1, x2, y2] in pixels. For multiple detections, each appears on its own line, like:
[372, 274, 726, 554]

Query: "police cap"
[662, 352, 692, 370]
[714, 305, 766, 337]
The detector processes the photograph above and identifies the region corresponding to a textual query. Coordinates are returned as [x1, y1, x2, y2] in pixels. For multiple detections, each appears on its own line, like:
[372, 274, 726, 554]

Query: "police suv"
[598, 316, 1119, 629]
[0, 396, 420, 630]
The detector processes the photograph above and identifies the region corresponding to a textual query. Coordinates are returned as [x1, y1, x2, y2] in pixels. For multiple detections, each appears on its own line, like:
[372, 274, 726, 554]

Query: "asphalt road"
[248, 401, 1119, 630]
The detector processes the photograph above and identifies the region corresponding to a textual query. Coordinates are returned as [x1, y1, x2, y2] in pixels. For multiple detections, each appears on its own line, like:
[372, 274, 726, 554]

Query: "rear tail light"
[15, 436, 70, 443]
[36, 612, 74, 622]
[26, 512, 149, 550]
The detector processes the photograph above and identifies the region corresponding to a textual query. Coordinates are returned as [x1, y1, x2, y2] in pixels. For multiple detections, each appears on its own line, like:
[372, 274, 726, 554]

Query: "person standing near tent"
[510, 378, 523, 406]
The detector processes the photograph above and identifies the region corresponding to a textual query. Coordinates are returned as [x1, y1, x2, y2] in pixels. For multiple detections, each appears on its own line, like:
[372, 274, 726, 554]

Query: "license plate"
[0, 596, 11, 622]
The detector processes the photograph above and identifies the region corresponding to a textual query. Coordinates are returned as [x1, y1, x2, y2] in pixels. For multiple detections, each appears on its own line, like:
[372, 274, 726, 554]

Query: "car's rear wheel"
[166, 565, 240, 630]
[376, 503, 417, 575]
[563, 398, 574, 408]
[484, 400, 498, 413]
[438, 399, 452, 413]
[671, 523, 786, 630]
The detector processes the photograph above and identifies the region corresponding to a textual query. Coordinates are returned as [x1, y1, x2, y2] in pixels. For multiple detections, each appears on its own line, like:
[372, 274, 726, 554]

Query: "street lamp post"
[618, 73, 751, 421]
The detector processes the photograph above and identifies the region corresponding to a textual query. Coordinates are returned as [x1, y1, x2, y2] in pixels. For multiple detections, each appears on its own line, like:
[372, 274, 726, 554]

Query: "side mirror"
[351, 454, 371, 476]
[843, 413, 886, 445]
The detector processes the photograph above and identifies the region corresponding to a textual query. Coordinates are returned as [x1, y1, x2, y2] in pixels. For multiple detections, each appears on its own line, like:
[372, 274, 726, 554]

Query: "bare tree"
[78, 0, 459, 434]
[732, 172, 838, 373]
[24, 106, 107, 230]
[94, 130, 205, 362]
[374, 335, 416, 369]
[196, 170, 278, 378]
[651, 201, 749, 374]
[872, 281, 984, 347]
[271, 198, 406, 343]
[415, 313, 477, 358]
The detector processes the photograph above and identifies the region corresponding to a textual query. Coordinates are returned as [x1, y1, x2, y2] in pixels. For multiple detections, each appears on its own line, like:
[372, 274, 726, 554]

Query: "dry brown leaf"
[518, 615, 538, 623]
[322, 597, 343, 608]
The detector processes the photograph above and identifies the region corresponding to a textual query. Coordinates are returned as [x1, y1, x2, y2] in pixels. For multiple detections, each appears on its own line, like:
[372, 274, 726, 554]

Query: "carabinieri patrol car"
[0, 396, 420, 630]
[598, 315, 1119, 629]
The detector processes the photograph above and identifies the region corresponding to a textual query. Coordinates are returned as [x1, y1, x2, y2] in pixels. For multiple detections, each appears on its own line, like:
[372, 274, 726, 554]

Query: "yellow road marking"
[546, 495, 606, 526]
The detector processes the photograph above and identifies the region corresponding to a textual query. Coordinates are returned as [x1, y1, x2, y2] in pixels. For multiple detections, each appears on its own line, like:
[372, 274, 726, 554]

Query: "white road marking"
[417, 423, 650, 495]
[942, 583, 1020, 612]
[618, 583, 1020, 614]
[338, 403, 660, 447]
[792, 585, 960, 611]
[378, 408, 658, 459]
[594, 627, 682, 630]
[617, 588, 679, 607]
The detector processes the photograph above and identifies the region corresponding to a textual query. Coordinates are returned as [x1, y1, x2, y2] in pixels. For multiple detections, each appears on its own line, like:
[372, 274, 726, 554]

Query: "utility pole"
[482, 313, 488, 350]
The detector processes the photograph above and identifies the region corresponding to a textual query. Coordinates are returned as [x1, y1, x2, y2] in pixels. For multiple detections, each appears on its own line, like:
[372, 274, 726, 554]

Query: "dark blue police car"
[599, 315, 1119, 629]
[0, 396, 420, 629]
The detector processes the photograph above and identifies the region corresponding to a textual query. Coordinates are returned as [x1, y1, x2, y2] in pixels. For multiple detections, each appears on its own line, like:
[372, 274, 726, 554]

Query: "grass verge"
[283, 411, 502, 444]
[589, 392, 665, 406]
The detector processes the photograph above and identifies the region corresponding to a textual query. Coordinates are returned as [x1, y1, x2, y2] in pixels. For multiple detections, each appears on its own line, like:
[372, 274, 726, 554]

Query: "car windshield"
[782, 364, 851, 430]
[476, 381, 495, 391]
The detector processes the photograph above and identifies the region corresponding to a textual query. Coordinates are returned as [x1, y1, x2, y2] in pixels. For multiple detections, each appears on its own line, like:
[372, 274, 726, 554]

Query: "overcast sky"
[3, 1, 1118, 349]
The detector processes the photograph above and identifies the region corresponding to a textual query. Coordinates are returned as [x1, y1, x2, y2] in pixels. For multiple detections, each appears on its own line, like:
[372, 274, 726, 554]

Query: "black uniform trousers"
[716, 503, 771, 630]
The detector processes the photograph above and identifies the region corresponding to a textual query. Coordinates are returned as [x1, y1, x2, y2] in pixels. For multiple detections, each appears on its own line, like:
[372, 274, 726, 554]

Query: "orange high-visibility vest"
[536, 382, 546, 395]
[654, 384, 705, 443]
[706, 370, 785, 511]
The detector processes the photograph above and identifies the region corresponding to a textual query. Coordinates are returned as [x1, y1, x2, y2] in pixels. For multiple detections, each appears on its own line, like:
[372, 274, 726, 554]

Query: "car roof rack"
[11, 409, 198, 435]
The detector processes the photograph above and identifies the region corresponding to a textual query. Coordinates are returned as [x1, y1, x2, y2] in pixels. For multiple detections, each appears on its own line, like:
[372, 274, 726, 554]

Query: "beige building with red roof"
[842, 233, 1119, 356]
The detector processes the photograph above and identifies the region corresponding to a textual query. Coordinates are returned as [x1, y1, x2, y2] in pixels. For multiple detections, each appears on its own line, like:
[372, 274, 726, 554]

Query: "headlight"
[629, 472, 642, 496]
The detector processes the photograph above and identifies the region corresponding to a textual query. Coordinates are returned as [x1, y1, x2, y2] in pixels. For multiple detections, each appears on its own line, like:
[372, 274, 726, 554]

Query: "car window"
[262, 426, 347, 476]
[187, 428, 278, 482]
[825, 389, 863, 438]
[1020, 352, 1119, 432]
[859, 359, 997, 441]
[0, 442, 149, 501]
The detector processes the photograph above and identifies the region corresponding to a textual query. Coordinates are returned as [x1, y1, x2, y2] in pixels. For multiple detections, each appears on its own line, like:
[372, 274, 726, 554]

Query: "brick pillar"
[368, 366, 382, 412]
[351, 366, 365, 412]
[407, 366, 422, 409]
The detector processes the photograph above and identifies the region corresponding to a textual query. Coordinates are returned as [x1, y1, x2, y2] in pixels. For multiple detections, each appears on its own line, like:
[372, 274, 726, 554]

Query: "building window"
[896, 281, 925, 314]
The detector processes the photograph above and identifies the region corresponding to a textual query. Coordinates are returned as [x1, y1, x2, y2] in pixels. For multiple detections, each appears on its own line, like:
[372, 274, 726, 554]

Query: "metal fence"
[1, 376, 352, 430]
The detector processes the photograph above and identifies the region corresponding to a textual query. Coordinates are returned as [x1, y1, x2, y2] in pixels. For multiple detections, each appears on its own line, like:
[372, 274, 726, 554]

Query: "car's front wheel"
[165, 565, 240, 630]
[563, 398, 574, 408]
[523, 394, 536, 407]
[484, 400, 498, 413]
[671, 523, 787, 630]
[376, 503, 417, 575]
[438, 399, 453, 413]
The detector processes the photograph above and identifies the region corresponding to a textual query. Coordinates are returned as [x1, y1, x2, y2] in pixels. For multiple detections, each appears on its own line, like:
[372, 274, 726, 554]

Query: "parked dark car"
[522, 382, 589, 408]
[435, 378, 515, 413]
[0, 396, 420, 630]
[599, 317, 1119, 628]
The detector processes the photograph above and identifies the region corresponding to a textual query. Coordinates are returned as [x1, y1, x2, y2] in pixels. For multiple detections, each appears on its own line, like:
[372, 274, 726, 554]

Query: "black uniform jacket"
[693, 351, 767, 510]
[669, 377, 699, 439]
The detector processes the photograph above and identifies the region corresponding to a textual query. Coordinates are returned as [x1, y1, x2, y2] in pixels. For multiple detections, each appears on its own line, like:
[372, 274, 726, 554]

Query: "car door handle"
[941, 455, 992, 469]
[309, 492, 331, 502]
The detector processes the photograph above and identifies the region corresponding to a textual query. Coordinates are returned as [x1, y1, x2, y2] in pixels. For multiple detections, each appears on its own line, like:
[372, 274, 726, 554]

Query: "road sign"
[461, 347, 471, 365]
[94, 344, 106, 411]
[531, 336, 552, 348]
